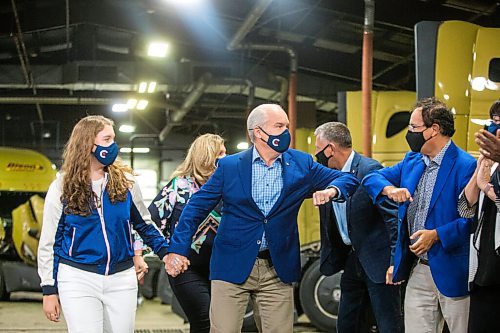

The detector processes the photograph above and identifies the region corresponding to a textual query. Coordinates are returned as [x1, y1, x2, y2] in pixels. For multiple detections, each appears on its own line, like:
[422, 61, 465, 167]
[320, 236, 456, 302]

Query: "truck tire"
[299, 259, 341, 332]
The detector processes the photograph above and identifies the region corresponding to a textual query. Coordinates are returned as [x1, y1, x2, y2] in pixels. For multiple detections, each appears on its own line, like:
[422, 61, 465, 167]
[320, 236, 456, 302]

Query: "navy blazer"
[362, 141, 476, 297]
[168, 148, 359, 284]
[320, 152, 398, 284]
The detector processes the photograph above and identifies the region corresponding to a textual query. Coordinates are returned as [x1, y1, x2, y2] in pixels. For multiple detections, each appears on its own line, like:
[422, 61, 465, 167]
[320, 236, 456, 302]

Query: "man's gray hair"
[314, 122, 352, 148]
[247, 104, 272, 143]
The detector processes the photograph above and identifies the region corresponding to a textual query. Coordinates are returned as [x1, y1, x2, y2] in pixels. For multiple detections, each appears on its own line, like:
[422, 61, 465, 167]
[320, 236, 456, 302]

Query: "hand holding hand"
[133, 254, 149, 283]
[163, 253, 190, 277]
[42, 294, 61, 322]
[313, 187, 338, 206]
[409, 229, 439, 256]
[383, 186, 413, 203]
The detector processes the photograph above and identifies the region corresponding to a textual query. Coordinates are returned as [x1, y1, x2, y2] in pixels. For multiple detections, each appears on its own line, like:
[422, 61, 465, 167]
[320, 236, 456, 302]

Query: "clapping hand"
[476, 129, 500, 163]
[163, 253, 190, 277]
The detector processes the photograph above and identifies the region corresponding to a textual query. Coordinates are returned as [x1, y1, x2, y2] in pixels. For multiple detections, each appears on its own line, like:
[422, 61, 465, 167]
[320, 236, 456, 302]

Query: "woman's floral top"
[148, 176, 221, 267]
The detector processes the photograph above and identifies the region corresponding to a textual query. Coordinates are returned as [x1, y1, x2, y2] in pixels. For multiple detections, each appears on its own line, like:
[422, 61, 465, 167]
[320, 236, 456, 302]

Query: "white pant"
[404, 262, 470, 333]
[57, 263, 138, 333]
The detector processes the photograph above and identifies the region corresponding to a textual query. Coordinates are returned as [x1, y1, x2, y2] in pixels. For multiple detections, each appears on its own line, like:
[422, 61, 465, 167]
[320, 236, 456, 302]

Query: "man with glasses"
[362, 98, 476, 333]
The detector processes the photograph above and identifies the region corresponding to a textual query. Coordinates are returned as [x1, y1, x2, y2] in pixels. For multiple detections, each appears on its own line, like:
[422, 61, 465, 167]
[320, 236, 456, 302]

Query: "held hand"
[313, 187, 338, 206]
[383, 186, 413, 203]
[409, 229, 439, 256]
[133, 254, 149, 284]
[42, 294, 61, 322]
[163, 253, 190, 277]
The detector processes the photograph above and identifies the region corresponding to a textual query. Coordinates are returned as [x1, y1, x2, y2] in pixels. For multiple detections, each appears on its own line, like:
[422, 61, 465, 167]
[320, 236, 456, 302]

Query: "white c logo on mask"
[100, 150, 108, 159]
[272, 139, 280, 146]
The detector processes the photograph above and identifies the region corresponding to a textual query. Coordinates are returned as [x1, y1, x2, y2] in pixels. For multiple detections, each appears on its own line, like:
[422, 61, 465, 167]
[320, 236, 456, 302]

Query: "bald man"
[166, 104, 359, 332]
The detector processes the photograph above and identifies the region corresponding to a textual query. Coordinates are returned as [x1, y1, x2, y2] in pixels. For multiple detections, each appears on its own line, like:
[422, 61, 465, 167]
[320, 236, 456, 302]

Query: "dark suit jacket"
[168, 148, 359, 284]
[320, 152, 398, 284]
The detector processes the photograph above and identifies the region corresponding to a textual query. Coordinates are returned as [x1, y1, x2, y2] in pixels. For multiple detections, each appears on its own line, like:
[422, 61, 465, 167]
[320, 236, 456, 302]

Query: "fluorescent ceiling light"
[237, 142, 249, 150]
[471, 118, 491, 126]
[136, 100, 149, 110]
[120, 147, 150, 154]
[148, 42, 168, 57]
[147, 81, 157, 93]
[138, 82, 148, 93]
[127, 99, 138, 109]
[112, 104, 128, 112]
[119, 124, 136, 133]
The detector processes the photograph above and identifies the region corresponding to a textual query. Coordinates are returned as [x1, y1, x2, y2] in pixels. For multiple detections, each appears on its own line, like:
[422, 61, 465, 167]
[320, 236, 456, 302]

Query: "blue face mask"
[258, 127, 291, 153]
[93, 142, 119, 166]
[487, 122, 500, 136]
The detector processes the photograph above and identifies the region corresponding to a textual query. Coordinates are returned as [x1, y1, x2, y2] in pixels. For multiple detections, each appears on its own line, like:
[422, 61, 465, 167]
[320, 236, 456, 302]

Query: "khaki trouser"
[405, 262, 470, 333]
[209, 258, 294, 333]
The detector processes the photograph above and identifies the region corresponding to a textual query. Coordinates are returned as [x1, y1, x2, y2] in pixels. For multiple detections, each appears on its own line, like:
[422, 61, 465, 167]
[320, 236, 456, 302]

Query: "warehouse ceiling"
[0, 0, 498, 160]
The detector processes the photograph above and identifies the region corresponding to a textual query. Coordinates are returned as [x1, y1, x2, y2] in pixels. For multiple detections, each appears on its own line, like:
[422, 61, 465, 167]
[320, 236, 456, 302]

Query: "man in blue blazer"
[166, 104, 359, 332]
[314, 122, 402, 333]
[362, 98, 476, 333]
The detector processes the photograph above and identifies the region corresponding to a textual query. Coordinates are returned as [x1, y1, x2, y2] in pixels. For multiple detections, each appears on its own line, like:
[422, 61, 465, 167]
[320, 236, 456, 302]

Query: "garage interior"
[0, 0, 499, 332]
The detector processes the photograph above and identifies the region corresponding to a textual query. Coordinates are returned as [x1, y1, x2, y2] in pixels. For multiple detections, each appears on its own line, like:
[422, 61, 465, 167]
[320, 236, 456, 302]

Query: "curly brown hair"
[61, 115, 133, 216]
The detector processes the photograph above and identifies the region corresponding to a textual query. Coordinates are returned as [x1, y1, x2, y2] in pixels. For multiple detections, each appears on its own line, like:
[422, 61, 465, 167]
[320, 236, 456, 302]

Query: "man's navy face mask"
[93, 142, 119, 166]
[258, 127, 291, 154]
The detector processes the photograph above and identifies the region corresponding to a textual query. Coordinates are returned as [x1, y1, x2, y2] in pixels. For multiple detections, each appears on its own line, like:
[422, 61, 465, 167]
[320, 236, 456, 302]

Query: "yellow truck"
[295, 20, 500, 332]
[415, 20, 500, 156]
[0, 147, 56, 299]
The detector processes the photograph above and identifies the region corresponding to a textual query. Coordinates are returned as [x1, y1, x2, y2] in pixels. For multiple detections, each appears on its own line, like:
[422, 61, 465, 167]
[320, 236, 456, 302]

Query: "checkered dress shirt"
[252, 147, 283, 251]
[407, 140, 451, 259]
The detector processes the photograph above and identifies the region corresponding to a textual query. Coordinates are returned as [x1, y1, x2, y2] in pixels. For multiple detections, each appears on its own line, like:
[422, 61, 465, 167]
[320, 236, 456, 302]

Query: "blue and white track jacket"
[37, 173, 168, 295]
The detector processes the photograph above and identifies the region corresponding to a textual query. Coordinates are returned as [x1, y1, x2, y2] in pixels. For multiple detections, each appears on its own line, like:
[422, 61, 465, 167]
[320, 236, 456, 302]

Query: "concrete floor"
[0, 292, 322, 333]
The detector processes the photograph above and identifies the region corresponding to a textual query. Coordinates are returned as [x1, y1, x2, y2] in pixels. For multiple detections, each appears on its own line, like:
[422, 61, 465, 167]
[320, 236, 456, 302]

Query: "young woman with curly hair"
[38, 115, 170, 333]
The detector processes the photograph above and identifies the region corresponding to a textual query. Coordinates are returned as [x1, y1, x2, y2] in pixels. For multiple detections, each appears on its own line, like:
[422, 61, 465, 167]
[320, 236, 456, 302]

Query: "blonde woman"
[148, 133, 226, 333]
[37, 115, 170, 333]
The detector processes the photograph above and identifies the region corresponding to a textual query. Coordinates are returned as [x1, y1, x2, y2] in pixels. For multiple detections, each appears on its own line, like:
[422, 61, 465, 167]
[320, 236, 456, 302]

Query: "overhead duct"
[269, 74, 288, 107]
[226, 0, 298, 147]
[226, 0, 274, 51]
[217, 78, 255, 113]
[158, 72, 212, 142]
[0, 96, 115, 105]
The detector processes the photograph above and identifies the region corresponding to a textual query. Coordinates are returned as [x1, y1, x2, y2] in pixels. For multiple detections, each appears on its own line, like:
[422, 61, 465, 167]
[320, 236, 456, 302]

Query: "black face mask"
[315, 144, 332, 166]
[405, 128, 432, 153]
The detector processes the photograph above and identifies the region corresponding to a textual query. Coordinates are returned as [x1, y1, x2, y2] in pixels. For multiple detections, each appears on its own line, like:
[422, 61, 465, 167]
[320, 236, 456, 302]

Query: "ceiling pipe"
[158, 72, 212, 142]
[226, 0, 274, 52]
[233, 43, 298, 148]
[0, 96, 116, 105]
[362, 0, 374, 158]
[269, 74, 288, 107]
[226, 0, 298, 147]
[217, 78, 255, 112]
[11, 0, 44, 124]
